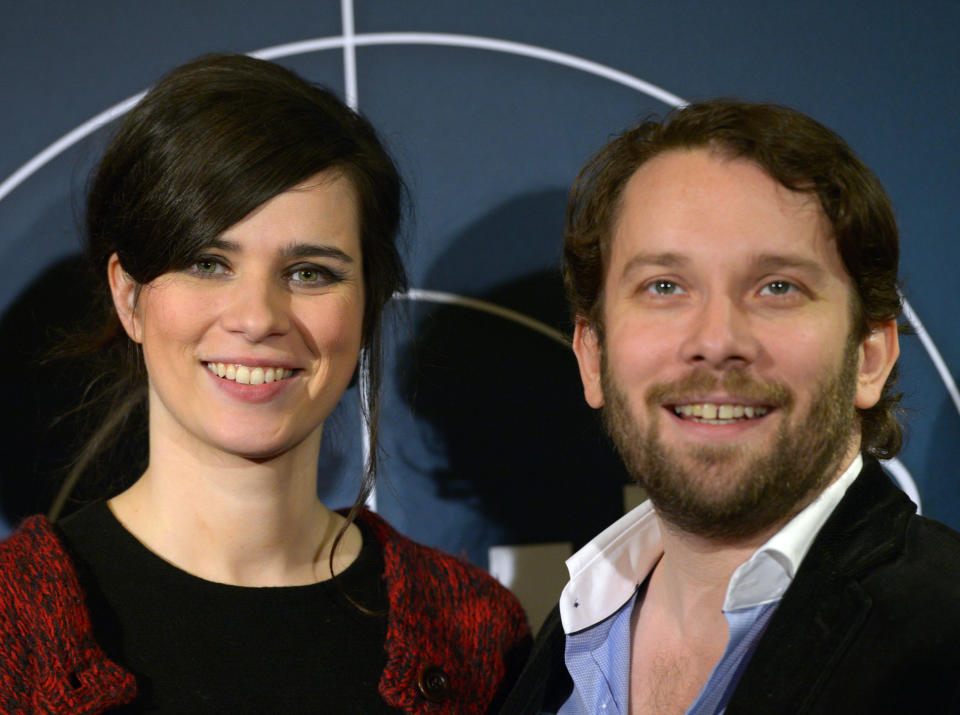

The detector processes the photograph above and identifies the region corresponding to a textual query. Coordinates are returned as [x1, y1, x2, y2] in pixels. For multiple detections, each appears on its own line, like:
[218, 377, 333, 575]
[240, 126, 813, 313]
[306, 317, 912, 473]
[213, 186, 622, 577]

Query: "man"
[504, 101, 960, 714]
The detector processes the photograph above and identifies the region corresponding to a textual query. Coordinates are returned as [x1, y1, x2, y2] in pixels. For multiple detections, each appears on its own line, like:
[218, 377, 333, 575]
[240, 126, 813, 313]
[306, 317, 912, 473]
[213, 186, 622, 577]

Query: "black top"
[58, 501, 400, 714]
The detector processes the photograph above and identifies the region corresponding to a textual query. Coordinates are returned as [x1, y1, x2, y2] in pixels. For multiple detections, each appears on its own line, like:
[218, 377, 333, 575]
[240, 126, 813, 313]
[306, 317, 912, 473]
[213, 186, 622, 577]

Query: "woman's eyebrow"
[279, 242, 355, 262]
[205, 238, 242, 252]
[205, 238, 354, 263]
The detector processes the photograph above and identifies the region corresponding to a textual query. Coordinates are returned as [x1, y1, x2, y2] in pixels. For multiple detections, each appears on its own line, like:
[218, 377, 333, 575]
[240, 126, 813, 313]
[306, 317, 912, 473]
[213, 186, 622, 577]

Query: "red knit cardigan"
[0, 509, 530, 714]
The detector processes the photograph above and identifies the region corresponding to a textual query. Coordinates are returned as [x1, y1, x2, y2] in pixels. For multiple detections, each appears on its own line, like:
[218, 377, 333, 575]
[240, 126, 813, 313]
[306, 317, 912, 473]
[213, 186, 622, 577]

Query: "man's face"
[573, 148, 895, 540]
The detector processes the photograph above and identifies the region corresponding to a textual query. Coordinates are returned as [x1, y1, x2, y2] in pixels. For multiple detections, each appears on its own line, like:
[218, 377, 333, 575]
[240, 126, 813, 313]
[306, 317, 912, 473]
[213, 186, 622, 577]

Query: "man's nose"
[219, 276, 292, 342]
[678, 293, 759, 369]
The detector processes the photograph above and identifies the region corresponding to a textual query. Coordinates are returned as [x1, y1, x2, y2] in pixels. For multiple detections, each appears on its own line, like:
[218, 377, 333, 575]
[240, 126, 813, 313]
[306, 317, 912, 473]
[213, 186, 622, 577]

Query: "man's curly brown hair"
[563, 99, 902, 459]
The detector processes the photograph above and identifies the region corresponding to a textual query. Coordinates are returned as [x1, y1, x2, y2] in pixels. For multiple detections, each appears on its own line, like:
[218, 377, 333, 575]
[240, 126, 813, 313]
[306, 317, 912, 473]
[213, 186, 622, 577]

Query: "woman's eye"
[290, 268, 315, 282]
[646, 279, 684, 296]
[759, 280, 797, 296]
[192, 257, 226, 275]
[288, 265, 342, 285]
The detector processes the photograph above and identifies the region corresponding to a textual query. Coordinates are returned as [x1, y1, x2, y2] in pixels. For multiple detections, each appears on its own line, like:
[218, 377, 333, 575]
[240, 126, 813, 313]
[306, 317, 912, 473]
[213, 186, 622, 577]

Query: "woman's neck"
[109, 416, 361, 587]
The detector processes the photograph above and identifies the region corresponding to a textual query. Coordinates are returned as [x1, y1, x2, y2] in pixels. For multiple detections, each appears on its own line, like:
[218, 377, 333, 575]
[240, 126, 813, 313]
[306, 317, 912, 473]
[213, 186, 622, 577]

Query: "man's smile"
[669, 402, 772, 424]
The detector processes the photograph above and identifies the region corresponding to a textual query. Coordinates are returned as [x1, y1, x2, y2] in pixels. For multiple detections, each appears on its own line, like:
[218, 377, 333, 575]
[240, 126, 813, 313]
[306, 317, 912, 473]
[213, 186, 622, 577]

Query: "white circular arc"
[901, 297, 960, 415]
[881, 457, 922, 514]
[252, 32, 688, 107]
[395, 289, 569, 346]
[0, 92, 145, 204]
[0, 29, 947, 510]
[0, 31, 684, 205]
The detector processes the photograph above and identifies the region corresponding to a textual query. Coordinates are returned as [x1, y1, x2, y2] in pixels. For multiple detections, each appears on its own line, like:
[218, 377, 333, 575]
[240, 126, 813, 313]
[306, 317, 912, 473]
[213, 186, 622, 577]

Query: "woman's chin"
[196, 429, 311, 464]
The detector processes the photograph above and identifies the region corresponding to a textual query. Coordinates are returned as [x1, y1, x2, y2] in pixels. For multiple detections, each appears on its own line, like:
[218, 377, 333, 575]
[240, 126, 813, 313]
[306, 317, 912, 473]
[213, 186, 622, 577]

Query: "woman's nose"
[219, 276, 292, 341]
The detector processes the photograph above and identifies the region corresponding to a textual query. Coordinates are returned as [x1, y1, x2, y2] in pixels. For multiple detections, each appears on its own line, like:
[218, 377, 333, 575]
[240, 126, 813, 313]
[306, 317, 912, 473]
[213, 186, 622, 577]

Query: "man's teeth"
[205, 362, 294, 385]
[673, 403, 769, 423]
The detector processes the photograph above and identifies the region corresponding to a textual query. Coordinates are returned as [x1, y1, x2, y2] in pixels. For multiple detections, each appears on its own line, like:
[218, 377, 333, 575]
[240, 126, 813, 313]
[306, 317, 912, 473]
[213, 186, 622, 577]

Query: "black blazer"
[503, 460, 960, 714]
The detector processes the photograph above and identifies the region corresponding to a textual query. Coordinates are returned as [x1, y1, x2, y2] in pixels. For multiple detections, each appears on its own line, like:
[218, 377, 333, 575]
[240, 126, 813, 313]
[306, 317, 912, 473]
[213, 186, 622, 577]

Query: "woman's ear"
[854, 320, 900, 410]
[107, 253, 142, 343]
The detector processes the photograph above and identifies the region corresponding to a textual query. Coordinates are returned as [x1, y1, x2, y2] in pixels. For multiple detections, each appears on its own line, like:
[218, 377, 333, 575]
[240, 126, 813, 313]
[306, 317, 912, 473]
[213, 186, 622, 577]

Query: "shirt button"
[417, 665, 451, 703]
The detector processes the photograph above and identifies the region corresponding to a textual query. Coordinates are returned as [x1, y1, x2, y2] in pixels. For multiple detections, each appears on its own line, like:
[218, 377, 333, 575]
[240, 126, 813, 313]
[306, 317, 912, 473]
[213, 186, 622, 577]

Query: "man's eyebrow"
[205, 238, 354, 263]
[753, 253, 826, 276]
[620, 252, 689, 277]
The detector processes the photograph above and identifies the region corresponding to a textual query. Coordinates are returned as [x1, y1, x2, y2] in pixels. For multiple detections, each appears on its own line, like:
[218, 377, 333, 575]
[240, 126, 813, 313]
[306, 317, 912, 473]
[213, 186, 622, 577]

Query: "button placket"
[416, 664, 452, 703]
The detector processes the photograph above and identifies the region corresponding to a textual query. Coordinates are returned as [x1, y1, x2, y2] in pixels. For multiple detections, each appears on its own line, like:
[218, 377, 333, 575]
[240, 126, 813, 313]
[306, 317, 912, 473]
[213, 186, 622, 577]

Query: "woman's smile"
[202, 361, 302, 404]
[205, 362, 297, 384]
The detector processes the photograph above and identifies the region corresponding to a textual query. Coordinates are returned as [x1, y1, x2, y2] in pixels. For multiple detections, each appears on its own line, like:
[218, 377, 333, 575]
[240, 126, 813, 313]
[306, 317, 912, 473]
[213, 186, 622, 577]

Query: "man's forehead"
[608, 148, 841, 275]
[618, 148, 823, 222]
[618, 250, 830, 281]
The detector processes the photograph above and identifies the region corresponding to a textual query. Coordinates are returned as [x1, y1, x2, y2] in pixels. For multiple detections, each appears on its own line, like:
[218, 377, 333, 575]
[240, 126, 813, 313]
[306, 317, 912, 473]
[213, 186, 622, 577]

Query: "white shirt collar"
[559, 454, 863, 634]
[724, 453, 862, 610]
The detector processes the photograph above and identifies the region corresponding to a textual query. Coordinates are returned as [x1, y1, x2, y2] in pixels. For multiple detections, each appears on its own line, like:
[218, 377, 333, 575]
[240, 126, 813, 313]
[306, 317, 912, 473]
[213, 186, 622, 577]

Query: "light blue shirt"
[557, 455, 864, 715]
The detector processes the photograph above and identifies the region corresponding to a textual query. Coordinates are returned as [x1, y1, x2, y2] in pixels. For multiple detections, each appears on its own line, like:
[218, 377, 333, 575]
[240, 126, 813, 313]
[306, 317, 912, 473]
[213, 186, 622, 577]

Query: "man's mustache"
[645, 369, 795, 410]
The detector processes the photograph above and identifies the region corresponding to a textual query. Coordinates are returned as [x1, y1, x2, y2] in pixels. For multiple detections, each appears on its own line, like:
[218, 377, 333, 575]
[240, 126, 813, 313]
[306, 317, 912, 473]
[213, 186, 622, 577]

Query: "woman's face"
[110, 171, 364, 461]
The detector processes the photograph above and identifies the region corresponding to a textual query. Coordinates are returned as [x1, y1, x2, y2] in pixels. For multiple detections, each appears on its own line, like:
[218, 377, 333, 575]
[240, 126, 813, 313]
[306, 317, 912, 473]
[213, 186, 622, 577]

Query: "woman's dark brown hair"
[563, 99, 902, 458]
[51, 54, 407, 531]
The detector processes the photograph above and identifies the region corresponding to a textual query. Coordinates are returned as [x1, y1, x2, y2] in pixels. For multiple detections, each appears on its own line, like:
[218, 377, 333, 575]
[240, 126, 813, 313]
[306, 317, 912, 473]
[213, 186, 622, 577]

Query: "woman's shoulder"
[354, 508, 532, 713]
[0, 514, 73, 595]
[0, 515, 138, 711]
[0, 514, 88, 643]
[356, 508, 524, 611]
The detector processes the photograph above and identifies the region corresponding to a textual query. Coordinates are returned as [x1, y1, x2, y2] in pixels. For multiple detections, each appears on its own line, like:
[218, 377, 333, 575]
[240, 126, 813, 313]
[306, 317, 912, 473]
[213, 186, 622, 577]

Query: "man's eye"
[759, 280, 797, 296]
[647, 280, 683, 295]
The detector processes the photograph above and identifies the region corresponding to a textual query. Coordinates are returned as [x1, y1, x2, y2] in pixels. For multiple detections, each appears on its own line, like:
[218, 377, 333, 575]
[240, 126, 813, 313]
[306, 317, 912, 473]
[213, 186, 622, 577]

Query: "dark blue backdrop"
[2, 1, 957, 627]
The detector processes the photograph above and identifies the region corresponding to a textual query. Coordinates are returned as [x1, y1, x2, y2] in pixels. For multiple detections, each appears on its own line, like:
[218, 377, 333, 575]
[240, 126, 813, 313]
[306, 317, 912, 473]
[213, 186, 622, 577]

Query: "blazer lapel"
[726, 460, 914, 713]
[725, 566, 872, 713]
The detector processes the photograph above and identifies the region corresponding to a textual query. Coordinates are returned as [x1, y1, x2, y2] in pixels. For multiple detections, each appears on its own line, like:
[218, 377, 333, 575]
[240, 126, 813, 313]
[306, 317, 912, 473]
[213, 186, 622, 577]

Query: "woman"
[0, 54, 529, 713]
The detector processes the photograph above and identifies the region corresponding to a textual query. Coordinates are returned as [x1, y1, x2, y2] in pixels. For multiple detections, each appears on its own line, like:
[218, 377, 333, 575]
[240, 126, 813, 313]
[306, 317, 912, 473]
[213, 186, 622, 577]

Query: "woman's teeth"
[673, 403, 769, 423]
[205, 362, 294, 385]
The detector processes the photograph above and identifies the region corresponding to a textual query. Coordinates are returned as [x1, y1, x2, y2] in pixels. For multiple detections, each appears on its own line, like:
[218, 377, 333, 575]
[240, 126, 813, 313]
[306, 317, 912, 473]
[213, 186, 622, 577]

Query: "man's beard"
[601, 338, 859, 541]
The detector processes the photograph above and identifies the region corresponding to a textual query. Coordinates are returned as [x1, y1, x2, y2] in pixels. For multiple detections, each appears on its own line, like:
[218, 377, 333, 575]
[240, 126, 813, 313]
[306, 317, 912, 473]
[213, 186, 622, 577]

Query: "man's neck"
[627, 445, 864, 714]
[651, 439, 863, 612]
[653, 516, 775, 624]
[626, 516, 780, 715]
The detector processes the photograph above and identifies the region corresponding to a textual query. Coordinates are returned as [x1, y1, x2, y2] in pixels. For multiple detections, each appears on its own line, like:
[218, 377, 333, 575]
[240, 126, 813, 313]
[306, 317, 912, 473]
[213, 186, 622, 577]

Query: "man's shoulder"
[731, 464, 960, 712]
[865, 508, 960, 601]
[905, 509, 960, 553]
[818, 459, 960, 583]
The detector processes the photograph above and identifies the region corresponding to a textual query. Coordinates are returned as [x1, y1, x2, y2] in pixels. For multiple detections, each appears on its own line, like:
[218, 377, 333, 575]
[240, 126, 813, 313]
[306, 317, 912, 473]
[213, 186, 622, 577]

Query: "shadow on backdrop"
[0, 254, 147, 525]
[395, 191, 630, 556]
